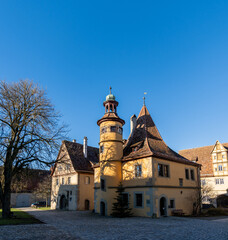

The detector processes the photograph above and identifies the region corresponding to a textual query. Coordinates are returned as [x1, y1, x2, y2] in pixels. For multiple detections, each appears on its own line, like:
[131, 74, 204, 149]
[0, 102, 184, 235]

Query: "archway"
[85, 199, 90, 210]
[60, 195, 67, 210]
[160, 197, 167, 216]
[100, 201, 106, 216]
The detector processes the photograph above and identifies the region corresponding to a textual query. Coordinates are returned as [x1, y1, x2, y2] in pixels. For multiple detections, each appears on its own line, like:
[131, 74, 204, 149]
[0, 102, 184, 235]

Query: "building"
[51, 139, 99, 210]
[179, 141, 228, 205]
[94, 90, 201, 217]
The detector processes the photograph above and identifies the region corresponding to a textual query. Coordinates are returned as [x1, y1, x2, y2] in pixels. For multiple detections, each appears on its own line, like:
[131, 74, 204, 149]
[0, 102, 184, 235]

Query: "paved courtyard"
[1, 208, 228, 240]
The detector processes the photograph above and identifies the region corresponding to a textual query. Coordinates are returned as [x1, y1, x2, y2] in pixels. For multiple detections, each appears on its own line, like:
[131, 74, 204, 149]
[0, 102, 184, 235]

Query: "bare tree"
[33, 175, 51, 207]
[0, 80, 66, 218]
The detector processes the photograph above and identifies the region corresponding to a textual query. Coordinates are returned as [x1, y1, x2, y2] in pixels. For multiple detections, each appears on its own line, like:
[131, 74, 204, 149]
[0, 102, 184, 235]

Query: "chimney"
[83, 137, 88, 158]
[130, 114, 137, 134]
[72, 139, 76, 143]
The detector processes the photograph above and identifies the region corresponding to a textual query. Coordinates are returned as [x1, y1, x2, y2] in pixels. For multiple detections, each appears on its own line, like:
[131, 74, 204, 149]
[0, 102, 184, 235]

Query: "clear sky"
[0, 0, 228, 152]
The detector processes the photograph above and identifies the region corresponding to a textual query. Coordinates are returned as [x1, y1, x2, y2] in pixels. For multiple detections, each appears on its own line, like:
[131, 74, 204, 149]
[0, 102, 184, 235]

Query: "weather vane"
[143, 92, 147, 106]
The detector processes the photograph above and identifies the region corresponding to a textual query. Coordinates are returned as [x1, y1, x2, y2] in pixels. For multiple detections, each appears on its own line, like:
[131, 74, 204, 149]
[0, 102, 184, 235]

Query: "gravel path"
[1, 208, 228, 240]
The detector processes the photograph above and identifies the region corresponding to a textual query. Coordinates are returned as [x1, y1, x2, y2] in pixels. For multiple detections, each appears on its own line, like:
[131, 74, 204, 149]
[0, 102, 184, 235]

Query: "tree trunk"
[2, 190, 11, 218]
[2, 158, 12, 219]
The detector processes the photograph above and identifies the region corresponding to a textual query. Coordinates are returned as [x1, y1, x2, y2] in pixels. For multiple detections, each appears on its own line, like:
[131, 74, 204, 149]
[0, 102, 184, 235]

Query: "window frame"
[169, 199, 175, 209]
[85, 176, 90, 185]
[158, 163, 170, 178]
[134, 192, 144, 208]
[218, 165, 223, 171]
[179, 178, 183, 187]
[135, 164, 142, 178]
[185, 168, 189, 180]
[100, 178, 106, 191]
[190, 169, 195, 180]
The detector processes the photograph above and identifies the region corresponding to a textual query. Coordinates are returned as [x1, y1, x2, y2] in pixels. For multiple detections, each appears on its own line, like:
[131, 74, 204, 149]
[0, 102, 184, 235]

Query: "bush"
[204, 208, 228, 216]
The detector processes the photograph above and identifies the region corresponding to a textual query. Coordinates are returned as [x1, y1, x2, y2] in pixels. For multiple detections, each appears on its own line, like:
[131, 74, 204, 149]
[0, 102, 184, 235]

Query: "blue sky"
[0, 0, 228, 151]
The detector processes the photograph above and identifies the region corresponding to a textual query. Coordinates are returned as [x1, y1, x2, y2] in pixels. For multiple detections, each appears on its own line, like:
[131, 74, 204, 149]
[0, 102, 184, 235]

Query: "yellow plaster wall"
[77, 173, 94, 210]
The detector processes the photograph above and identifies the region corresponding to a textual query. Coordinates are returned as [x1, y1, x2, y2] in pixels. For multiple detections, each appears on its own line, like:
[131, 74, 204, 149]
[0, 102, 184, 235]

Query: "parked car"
[31, 201, 46, 208]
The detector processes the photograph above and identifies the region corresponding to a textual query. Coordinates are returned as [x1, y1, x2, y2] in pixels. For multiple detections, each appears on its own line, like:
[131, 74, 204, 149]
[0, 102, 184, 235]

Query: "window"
[169, 199, 175, 208]
[101, 178, 106, 191]
[215, 168, 217, 171]
[185, 169, 189, 180]
[66, 164, 70, 171]
[58, 165, 62, 171]
[100, 145, 104, 153]
[110, 126, 117, 132]
[56, 178, 59, 186]
[201, 179, 206, 186]
[214, 155, 217, 160]
[135, 165, 142, 178]
[101, 127, 107, 134]
[224, 167, 227, 171]
[179, 178, 183, 187]
[122, 193, 129, 207]
[190, 169, 195, 180]
[220, 179, 224, 184]
[222, 155, 225, 159]
[117, 126, 123, 134]
[135, 193, 143, 207]
[85, 176, 90, 184]
[218, 165, 223, 171]
[215, 179, 220, 185]
[158, 164, 169, 177]
[68, 177, 71, 184]
[62, 178, 65, 185]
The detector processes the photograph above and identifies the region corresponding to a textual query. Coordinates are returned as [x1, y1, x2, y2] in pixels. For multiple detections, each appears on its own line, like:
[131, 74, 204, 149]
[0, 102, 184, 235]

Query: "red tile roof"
[179, 143, 228, 176]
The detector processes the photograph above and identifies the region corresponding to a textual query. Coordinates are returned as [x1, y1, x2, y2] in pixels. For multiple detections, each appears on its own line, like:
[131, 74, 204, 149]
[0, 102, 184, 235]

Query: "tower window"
[100, 145, 104, 153]
[117, 126, 123, 134]
[101, 127, 107, 134]
[110, 126, 117, 132]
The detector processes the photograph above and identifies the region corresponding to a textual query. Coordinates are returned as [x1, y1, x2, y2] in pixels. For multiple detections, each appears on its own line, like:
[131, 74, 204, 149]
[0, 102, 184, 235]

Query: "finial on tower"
[109, 86, 112, 94]
[143, 92, 147, 106]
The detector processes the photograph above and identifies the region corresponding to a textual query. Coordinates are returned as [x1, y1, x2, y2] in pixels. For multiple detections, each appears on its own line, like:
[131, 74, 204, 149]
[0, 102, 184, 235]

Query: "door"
[160, 197, 167, 216]
[100, 201, 106, 216]
[85, 199, 90, 210]
[60, 195, 67, 210]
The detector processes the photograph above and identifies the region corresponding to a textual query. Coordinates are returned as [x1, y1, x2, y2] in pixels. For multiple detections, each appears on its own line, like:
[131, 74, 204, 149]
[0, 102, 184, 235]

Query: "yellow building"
[51, 139, 99, 211]
[94, 90, 201, 217]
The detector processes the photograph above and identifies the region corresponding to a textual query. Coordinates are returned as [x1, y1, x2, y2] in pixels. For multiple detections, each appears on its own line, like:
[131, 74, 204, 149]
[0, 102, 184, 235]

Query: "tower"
[96, 88, 125, 215]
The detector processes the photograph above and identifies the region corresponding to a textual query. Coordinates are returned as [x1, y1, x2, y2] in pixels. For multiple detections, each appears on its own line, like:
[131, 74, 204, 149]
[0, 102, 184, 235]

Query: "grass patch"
[0, 208, 42, 225]
[35, 207, 51, 210]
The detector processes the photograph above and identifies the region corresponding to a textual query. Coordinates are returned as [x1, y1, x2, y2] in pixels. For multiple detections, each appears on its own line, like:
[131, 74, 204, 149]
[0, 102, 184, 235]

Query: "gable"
[211, 140, 227, 153]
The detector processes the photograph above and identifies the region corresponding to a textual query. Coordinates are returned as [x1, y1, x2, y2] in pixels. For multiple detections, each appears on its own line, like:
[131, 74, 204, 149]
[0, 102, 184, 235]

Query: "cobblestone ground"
[1, 208, 228, 240]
